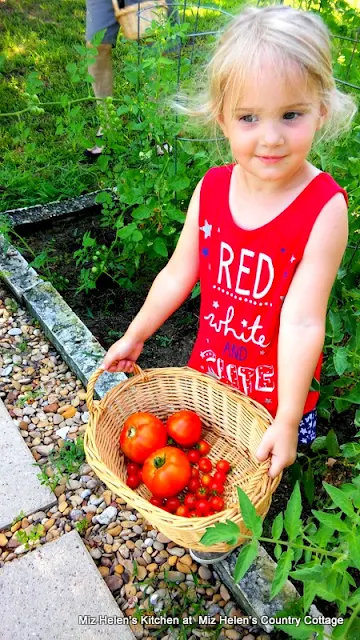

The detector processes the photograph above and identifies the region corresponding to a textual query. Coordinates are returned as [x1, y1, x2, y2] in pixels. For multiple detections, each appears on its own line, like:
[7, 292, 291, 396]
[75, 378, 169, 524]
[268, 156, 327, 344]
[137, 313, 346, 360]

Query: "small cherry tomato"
[216, 459, 231, 474]
[150, 496, 163, 507]
[187, 449, 201, 464]
[127, 462, 141, 476]
[197, 439, 211, 456]
[209, 481, 224, 495]
[209, 495, 225, 512]
[213, 471, 227, 485]
[201, 473, 212, 488]
[199, 457, 212, 473]
[191, 467, 200, 479]
[166, 497, 181, 513]
[176, 505, 190, 517]
[126, 474, 140, 489]
[188, 478, 200, 493]
[196, 499, 210, 517]
[184, 493, 197, 509]
[196, 486, 208, 498]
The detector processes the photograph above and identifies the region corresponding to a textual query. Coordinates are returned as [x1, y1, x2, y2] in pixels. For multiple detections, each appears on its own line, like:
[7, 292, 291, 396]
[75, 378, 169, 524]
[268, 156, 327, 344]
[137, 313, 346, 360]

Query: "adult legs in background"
[85, 0, 119, 157]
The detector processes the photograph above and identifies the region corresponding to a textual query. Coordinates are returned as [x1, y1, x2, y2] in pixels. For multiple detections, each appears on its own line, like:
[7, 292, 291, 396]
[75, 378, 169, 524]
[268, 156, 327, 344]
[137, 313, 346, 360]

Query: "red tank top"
[188, 164, 348, 418]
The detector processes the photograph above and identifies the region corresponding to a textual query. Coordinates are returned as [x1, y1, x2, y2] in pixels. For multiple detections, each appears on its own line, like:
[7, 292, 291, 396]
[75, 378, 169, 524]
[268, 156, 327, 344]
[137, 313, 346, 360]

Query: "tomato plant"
[142, 446, 191, 498]
[120, 412, 167, 463]
[166, 410, 202, 447]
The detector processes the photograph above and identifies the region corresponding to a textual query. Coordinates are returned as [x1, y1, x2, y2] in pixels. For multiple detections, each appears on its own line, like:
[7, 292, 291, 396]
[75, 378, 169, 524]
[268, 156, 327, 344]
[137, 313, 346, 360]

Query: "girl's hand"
[255, 420, 298, 478]
[100, 335, 144, 374]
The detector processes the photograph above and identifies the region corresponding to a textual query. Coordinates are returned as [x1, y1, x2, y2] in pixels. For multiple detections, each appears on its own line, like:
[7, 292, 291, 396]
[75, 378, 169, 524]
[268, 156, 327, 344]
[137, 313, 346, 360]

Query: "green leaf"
[325, 429, 340, 456]
[311, 510, 350, 532]
[131, 205, 151, 220]
[274, 620, 323, 639]
[340, 382, 360, 405]
[328, 308, 343, 341]
[323, 482, 355, 517]
[310, 376, 320, 392]
[153, 237, 168, 257]
[333, 346, 349, 376]
[289, 564, 326, 582]
[200, 520, 240, 547]
[303, 464, 315, 505]
[274, 543, 282, 560]
[270, 548, 294, 599]
[348, 587, 360, 608]
[271, 512, 283, 540]
[355, 409, 360, 428]
[237, 487, 263, 538]
[303, 581, 317, 611]
[233, 539, 258, 583]
[349, 533, 360, 571]
[311, 436, 327, 452]
[340, 442, 360, 458]
[284, 482, 302, 541]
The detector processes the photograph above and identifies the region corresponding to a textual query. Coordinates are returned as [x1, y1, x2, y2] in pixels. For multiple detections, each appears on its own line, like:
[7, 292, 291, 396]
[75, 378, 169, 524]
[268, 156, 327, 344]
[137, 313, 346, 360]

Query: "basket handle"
[86, 363, 145, 414]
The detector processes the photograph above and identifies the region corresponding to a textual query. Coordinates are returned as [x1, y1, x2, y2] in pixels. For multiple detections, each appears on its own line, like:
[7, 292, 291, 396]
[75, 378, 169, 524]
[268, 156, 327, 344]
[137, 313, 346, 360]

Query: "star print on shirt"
[202, 247, 209, 257]
[241, 319, 247, 328]
[264, 398, 272, 404]
[260, 350, 265, 355]
[213, 301, 219, 309]
[290, 255, 296, 263]
[200, 221, 212, 238]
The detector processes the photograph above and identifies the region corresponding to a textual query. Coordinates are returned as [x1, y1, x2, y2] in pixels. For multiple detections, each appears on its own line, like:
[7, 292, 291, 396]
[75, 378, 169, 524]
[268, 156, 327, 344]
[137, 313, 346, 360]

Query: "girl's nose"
[261, 121, 284, 146]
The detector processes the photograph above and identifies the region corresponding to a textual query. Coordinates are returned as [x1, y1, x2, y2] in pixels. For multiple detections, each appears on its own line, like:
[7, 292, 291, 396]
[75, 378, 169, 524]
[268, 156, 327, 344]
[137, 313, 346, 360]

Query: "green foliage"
[75, 518, 89, 535]
[16, 523, 45, 549]
[34, 437, 86, 491]
[202, 476, 360, 638]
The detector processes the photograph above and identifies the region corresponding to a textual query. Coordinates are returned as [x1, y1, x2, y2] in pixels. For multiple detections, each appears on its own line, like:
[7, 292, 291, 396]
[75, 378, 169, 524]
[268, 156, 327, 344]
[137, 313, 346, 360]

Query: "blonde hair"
[177, 3, 358, 144]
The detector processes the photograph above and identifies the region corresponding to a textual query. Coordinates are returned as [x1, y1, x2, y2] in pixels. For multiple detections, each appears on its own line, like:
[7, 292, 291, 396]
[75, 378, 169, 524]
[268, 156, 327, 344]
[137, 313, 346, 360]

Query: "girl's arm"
[257, 191, 348, 477]
[125, 179, 202, 343]
[276, 191, 349, 427]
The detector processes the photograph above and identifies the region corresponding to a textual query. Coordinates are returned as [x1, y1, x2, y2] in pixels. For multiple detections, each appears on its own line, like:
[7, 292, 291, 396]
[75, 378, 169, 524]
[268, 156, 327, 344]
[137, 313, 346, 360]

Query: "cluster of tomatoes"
[119, 409, 232, 518]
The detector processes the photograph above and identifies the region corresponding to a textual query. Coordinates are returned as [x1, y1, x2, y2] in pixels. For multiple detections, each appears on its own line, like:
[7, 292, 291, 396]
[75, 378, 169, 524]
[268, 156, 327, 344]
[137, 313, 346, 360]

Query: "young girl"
[100, 4, 357, 563]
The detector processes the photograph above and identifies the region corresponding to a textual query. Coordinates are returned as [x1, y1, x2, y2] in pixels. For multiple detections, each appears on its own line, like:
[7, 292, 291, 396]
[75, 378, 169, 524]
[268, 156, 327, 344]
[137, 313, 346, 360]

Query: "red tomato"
[188, 478, 200, 493]
[184, 493, 197, 509]
[126, 474, 140, 489]
[120, 412, 167, 464]
[127, 462, 141, 476]
[216, 459, 231, 474]
[166, 497, 181, 513]
[149, 496, 164, 507]
[199, 457, 212, 473]
[213, 471, 227, 485]
[191, 467, 200, 479]
[209, 495, 225, 512]
[142, 446, 191, 498]
[187, 449, 201, 464]
[196, 499, 210, 517]
[197, 439, 211, 456]
[201, 473, 212, 488]
[166, 410, 202, 447]
[209, 481, 224, 495]
[176, 505, 190, 517]
[196, 486, 208, 498]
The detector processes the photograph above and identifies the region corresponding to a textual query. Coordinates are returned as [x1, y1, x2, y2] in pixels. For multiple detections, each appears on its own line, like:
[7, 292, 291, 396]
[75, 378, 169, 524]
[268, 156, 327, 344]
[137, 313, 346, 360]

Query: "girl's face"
[218, 60, 326, 186]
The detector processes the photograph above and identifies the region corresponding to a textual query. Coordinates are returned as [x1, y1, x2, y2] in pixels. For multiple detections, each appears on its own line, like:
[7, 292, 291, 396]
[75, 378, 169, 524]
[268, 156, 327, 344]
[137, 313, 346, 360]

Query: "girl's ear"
[217, 113, 229, 138]
[316, 103, 328, 131]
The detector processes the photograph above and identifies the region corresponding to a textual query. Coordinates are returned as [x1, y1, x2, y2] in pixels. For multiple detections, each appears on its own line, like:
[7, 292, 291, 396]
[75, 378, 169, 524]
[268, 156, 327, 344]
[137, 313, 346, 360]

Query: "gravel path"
[0, 286, 271, 640]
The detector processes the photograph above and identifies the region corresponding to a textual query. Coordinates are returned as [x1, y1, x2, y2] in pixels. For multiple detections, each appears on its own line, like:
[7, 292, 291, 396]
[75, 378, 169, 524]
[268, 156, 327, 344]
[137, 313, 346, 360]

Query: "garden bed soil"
[16, 209, 358, 620]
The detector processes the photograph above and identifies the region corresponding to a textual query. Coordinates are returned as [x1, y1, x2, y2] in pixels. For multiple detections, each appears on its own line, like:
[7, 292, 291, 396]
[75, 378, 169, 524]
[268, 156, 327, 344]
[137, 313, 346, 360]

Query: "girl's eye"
[283, 111, 302, 120]
[239, 111, 303, 123]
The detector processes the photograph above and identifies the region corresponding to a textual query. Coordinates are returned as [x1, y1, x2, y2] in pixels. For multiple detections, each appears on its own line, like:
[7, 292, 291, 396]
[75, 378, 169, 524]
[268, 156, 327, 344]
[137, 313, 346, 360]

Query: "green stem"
[237, 532, 344, 558]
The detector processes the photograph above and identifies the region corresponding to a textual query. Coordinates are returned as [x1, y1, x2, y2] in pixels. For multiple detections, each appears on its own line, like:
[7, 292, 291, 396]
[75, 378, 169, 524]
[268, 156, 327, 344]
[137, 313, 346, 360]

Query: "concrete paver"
[0, 399, 56, 530]
[0, 530, 136, 639]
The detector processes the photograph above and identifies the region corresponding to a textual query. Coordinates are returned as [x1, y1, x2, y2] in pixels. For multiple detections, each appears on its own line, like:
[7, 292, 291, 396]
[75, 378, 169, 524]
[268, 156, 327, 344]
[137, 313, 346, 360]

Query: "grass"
[1, 0, 359, 210]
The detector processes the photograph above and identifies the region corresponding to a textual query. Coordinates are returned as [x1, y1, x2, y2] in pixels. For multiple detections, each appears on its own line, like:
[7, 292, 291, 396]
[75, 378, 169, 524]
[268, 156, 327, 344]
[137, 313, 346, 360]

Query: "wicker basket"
[84, 365, 282, 552]
[112, 0, 168, 40]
